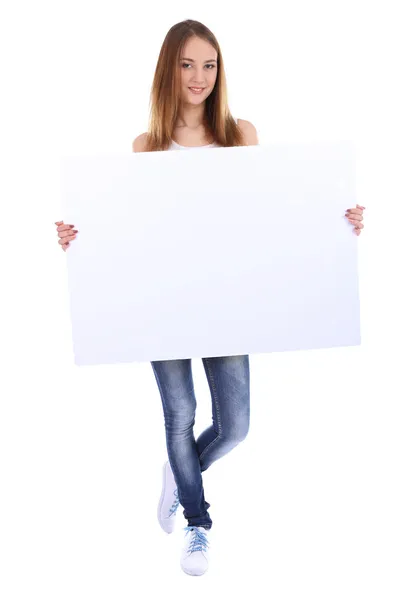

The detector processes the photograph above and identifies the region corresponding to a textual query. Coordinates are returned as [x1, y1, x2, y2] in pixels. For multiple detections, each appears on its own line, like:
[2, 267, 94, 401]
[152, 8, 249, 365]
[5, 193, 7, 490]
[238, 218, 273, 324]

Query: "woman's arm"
[237, 119, 259, 145]
[132, 133, 148, 152]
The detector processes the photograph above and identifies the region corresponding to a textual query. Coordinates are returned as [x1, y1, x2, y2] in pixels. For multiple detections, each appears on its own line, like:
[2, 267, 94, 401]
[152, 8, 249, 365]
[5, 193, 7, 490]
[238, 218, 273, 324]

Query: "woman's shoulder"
[236, 119, 259, 145]
[132, 132, 148, 153]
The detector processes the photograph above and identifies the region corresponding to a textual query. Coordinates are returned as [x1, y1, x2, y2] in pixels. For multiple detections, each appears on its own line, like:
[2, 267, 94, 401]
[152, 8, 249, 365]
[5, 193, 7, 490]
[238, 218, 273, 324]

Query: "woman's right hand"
[55, 221, 79, 251]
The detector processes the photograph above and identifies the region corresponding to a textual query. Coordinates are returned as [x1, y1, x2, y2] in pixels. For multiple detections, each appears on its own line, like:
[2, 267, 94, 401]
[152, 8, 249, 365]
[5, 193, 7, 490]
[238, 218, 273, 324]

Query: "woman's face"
[179, 36, 218, 106]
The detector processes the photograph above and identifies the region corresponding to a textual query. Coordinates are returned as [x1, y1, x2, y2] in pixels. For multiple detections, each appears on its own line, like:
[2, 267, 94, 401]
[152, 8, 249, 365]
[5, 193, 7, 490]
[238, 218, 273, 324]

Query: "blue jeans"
[151, 355, 250, 530]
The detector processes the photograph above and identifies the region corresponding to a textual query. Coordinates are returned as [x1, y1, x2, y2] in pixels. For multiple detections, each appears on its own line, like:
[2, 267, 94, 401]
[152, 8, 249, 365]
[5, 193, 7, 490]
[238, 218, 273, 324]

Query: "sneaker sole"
[157, 460, 174, 534]
[180, 562, 209, 576]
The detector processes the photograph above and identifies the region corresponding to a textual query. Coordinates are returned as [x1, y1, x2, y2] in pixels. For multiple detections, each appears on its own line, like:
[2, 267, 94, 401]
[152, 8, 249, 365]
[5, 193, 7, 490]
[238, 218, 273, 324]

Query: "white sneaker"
[157, 460, 179, 533]
[180, 526, 210, 576]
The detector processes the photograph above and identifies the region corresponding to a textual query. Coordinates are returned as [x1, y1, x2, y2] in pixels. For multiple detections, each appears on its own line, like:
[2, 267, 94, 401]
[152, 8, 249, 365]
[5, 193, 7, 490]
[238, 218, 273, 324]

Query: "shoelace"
[184, 526, 209, 554]
[169, 488, 179, 517]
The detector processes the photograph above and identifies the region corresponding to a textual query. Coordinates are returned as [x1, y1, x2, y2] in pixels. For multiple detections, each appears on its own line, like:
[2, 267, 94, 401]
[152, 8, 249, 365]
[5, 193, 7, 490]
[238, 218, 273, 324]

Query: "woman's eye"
[182, 63, 215, 69]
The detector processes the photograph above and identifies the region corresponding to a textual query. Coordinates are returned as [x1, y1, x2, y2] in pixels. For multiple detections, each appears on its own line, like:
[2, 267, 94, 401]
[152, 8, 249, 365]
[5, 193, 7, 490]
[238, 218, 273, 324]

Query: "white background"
[1, 0, 399, 598]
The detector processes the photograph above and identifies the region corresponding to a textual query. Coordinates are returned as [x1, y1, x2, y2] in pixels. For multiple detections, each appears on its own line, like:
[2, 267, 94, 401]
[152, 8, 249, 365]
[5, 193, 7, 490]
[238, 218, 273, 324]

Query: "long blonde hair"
[144, 19, 245, 152]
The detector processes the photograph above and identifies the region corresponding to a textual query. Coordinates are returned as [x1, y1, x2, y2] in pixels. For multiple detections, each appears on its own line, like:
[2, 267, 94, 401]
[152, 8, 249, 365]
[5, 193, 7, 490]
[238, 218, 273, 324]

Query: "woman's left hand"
[345, 204, 365, 236]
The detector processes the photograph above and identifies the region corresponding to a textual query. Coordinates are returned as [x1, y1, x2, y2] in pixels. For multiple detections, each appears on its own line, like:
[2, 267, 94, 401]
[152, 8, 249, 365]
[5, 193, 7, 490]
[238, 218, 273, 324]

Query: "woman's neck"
[175, 103, 205, 130]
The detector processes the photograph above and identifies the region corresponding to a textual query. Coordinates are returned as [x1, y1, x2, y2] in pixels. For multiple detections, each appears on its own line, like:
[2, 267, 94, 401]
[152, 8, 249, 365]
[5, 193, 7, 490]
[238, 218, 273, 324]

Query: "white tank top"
[169, 117, 238, 150]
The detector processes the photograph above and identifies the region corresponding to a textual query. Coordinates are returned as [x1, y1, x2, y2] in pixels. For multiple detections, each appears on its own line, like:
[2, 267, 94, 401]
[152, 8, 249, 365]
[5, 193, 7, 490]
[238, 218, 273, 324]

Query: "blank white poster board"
[60, 142, 360, 366]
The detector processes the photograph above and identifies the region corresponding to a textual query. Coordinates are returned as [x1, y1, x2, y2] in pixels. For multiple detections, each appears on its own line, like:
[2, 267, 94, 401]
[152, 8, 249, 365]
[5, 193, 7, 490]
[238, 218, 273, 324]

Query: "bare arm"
[237, 119, 259, 145]
[132, 132, 148, 152]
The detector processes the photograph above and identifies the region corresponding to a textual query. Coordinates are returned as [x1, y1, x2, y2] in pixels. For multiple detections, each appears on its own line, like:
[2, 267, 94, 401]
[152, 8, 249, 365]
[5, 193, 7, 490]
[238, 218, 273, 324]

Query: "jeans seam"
[150, 362, 180, 480]
[198, 357, 223, 464]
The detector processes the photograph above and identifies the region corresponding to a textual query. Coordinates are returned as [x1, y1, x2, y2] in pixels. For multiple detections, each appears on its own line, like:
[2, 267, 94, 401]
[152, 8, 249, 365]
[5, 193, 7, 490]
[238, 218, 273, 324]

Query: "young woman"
[55, 19, 365, 577]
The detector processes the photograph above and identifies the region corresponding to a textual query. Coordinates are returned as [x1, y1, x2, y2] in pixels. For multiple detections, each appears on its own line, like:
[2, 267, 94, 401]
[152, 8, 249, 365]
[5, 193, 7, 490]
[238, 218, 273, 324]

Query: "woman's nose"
[191, 69, 206, 84]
